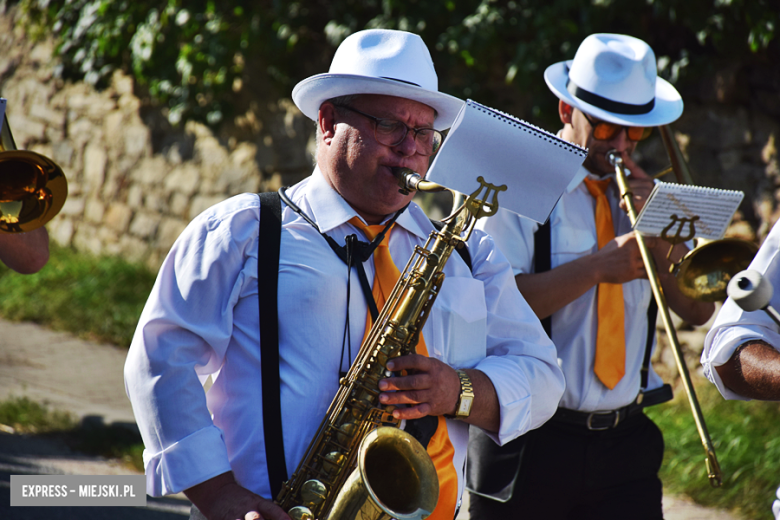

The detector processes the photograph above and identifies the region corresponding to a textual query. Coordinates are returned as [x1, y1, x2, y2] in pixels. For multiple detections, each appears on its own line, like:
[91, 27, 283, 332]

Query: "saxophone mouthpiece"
[392, 167, 446, 195]
[392, 167, 421, 195]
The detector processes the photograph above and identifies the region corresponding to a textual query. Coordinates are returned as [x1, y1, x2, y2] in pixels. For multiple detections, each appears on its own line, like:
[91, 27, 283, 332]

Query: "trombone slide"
[608, 151, 723, 488]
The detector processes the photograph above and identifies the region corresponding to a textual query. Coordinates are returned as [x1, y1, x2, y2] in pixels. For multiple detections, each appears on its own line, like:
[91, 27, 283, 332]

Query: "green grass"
[0, 244, 157, 347]
[0, 396, 145, 471]
[0, 395, 76, 433]
[647, 381, 780, 520]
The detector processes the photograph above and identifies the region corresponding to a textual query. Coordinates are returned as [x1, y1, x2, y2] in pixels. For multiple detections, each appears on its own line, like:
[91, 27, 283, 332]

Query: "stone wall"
[1, 7, 779, 271]
[0, 9, 313, 270]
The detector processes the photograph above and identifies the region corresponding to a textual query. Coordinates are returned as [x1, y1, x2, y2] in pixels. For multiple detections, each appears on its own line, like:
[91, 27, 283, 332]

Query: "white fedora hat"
[292, 29, 464, 130]
[544, 33, 682, 127]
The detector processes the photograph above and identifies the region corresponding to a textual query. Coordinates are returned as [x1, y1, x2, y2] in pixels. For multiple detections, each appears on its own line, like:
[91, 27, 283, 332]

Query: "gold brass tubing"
[652, 166, 674, 179]
[610, 152, 723, 487]
[415, 179, 447, 192]
[658, 125, 695, 185]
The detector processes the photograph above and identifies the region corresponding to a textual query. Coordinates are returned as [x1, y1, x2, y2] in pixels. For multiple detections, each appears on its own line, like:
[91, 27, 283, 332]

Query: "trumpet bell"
[0, 150, 68, 233]
[675, 238, 758, 302]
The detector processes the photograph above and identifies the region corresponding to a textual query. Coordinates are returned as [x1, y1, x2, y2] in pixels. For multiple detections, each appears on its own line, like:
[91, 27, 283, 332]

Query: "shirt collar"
[305, 165, 429, 240]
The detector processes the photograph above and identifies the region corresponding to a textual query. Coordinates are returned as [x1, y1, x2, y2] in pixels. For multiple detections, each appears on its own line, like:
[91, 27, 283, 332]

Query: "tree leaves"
[18, 0, 779, 129]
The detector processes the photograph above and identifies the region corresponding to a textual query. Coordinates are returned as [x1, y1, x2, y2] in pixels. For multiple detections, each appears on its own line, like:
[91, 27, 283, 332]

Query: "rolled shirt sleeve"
[702, 220, 780, 401]
[124, 194, 260, 495]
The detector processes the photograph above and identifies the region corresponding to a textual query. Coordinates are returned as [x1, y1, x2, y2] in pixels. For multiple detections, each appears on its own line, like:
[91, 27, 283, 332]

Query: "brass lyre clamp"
[465, 176, 508, 220]
[661, 214, 699, 268]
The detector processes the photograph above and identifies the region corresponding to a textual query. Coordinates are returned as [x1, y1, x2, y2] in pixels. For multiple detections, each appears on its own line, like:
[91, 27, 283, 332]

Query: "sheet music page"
[633, 181, 744, 240]
[426, 100, 586, 224]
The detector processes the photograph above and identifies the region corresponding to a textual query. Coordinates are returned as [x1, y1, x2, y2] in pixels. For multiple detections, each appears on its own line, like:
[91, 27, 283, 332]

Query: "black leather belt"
[552, 384, 673, 431]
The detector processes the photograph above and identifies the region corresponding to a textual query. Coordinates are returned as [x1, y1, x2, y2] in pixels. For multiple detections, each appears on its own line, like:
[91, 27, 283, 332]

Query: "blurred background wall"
[0, 1, 777, 269]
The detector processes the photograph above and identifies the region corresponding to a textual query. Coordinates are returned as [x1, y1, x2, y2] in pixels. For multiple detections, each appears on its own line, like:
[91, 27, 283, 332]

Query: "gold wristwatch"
[453, 370, 475, 418]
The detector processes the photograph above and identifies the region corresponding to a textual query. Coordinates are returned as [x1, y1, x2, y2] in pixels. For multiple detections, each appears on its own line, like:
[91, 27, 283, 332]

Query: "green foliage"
[0, 243, 156, 347]
[0, 396, 75, 433]
[18, 0, 778, 128]
[647, 381, 780, 519]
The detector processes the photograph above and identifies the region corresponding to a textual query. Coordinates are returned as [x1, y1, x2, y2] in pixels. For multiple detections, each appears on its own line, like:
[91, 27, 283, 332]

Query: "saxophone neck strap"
[278, 186, 408, 320]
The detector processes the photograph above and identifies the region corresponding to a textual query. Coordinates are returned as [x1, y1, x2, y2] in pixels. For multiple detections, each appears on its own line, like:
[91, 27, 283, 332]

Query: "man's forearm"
[515, 255, 600, 319]
[715, 340, 780, 400]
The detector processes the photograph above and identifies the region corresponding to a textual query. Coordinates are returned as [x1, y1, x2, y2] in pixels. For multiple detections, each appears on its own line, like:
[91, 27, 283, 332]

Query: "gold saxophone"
[276, 169, 506, 520]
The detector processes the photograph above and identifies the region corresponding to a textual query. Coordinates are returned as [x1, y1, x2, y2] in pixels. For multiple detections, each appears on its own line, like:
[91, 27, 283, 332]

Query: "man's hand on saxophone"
[183, 471, 290, 520]
[379, 355, 501, 432]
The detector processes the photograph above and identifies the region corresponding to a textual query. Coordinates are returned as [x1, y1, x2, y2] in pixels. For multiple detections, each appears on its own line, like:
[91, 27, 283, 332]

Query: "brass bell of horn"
[672, 238, 758, 302]
[0, 108, 68, 234]
[656, 125, 757, 302]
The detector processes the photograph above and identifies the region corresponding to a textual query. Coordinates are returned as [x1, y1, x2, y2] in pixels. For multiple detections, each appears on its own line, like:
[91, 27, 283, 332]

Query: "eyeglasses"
[581, 112, 653, 142]
[334, 104, 444, 156]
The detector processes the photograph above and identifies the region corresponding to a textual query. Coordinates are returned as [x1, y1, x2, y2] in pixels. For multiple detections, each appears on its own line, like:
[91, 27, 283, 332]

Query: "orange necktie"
[583, 178, 626, 390]
[348, 216, 458, 520]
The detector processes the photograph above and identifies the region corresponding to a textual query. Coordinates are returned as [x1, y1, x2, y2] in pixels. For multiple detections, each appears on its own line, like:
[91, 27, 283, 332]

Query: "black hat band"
[566, 78, 655, 115]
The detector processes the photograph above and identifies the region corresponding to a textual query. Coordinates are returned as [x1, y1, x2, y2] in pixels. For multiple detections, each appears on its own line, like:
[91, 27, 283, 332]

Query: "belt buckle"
[586, 410, 620, 431]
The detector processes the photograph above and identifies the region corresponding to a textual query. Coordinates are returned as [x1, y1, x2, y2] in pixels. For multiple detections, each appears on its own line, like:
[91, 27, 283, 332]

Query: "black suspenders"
[257, 192, 287, 498]
[534, 221, 552, 338]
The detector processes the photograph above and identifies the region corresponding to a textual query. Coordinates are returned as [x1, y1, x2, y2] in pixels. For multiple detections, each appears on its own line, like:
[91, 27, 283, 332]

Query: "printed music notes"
[633, 182, 744, 241]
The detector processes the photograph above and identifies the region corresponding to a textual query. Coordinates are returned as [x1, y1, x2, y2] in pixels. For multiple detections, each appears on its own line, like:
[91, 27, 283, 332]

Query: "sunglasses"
[581, 112, 653, 142]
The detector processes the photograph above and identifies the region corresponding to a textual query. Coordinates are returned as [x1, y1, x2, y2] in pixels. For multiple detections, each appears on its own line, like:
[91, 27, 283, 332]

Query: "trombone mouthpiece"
[607, 150, 622, 167]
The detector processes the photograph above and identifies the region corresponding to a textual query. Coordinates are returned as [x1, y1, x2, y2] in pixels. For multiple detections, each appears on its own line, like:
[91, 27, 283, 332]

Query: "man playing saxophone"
[471, 33, 715, 519]
[125, 29, 565, 520]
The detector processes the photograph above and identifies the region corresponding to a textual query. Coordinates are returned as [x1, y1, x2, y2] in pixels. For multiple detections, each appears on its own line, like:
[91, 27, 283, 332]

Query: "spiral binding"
[466, 99, 588, 158]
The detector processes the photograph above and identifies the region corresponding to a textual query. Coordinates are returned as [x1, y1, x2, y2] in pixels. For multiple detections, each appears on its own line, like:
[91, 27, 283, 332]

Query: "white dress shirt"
[477, 165, 664, 412]
[125, 166, 565, 502]
[702, 220, 780, 401]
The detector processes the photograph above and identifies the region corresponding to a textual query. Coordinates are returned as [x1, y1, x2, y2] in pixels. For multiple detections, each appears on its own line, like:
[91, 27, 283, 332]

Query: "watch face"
[458, 397, 474, 415]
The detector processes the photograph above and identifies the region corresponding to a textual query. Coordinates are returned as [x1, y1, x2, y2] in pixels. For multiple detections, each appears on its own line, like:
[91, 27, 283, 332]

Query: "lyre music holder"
[660, 214, 700, 266]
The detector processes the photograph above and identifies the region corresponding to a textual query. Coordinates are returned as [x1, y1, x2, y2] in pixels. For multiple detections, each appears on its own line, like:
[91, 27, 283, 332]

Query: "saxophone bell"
[325, 427, 438, 520]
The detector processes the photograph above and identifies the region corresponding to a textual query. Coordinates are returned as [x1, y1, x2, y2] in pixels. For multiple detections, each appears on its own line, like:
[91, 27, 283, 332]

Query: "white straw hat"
[292, 29, 464, 130]
[544, 33, 682, 127]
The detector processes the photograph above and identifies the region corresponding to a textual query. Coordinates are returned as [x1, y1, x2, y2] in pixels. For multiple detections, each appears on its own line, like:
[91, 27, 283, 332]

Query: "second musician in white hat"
[471, 33, 714, 520]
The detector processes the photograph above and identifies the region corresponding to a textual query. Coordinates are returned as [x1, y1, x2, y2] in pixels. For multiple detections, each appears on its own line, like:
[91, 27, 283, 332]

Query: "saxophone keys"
[336, 422, 357, 444]
[300, 479, 328, 508]
[288, 506, 315, 520]
[322, 451, 347, 474]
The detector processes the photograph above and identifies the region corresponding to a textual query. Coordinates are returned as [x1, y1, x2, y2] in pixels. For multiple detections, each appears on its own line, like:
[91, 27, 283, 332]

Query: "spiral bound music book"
[633, 182, 744, 241]
[426, 99, 587, 223]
